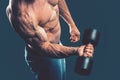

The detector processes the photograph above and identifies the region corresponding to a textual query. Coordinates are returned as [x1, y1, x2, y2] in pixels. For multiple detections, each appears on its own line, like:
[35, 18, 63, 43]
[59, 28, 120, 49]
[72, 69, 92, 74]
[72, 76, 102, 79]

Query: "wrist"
[73, 47, 79, 55]
[69, 23, 76, 29]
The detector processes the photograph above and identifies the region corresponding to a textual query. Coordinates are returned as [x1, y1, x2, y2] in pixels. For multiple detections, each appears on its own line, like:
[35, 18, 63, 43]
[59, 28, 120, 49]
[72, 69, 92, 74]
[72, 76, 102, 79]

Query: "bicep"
[9, 13, 48, 47]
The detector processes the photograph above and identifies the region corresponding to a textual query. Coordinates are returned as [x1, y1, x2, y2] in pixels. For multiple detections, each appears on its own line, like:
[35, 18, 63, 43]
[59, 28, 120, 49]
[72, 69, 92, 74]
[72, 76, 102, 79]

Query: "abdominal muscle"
[45, 22, 61, 43]
[37, 2, 61, 43]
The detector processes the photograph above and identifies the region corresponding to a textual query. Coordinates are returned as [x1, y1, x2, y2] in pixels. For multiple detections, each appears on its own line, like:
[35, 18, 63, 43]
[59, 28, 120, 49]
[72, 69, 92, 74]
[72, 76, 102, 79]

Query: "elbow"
[29, 41, 68, 58]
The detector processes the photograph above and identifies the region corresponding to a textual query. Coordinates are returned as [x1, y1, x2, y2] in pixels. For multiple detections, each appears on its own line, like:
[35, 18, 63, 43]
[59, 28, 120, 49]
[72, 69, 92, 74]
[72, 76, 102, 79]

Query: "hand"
[70, 27, 80, 42]
[77, 44, 94, 57]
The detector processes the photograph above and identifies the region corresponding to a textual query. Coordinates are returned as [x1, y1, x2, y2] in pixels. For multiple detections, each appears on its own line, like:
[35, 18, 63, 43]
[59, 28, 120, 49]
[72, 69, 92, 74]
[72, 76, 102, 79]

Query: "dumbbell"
[75, 28, 100, 75]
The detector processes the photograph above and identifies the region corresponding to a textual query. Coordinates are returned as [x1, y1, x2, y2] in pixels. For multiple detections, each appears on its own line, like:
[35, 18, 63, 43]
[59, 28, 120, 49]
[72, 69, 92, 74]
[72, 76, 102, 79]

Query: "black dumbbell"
[75, 28, 100, 75]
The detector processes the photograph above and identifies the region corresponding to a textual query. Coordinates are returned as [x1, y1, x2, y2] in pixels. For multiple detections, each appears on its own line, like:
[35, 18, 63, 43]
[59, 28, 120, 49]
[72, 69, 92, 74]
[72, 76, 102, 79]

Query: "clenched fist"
[70, 27, 80, 42]
[77, 44, 94, 57]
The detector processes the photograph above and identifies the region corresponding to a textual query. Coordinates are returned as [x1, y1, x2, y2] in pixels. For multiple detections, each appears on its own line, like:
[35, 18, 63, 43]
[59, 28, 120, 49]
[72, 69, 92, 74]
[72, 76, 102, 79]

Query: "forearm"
[26, 27, 78, 58]
[58, 0, 76, 28]
[37, 41, 78, 58]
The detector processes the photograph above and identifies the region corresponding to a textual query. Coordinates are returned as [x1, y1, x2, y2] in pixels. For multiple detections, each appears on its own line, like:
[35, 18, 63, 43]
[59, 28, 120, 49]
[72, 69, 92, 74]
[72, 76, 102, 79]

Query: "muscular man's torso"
[7, 0, 61, 44]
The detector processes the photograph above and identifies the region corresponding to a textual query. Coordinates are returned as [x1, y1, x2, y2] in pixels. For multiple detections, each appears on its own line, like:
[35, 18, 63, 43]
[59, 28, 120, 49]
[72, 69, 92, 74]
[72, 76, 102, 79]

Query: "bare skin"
[6, 0, 94, 58]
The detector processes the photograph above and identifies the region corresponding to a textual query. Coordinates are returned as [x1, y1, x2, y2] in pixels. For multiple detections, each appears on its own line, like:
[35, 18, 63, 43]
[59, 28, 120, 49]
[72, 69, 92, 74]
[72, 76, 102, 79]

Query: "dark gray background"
[0, 0, 120, 80]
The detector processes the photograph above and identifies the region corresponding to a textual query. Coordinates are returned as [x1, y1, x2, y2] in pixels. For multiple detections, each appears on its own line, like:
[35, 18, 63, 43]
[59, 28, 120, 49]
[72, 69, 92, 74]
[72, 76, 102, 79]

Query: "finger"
[87, 52, 93, 57]
[70, 35, 74, 40]
[76, 35, 80, 41]
[84, 52, 93, 57]
[71, 38, 78, 42]
[85, 45, 94, 50]
[75, 36, 80, 41]
[86, 43, 94, 47]
[78, 45, 86, 56]
[84, 49, 94, 54]
[84, 53, 88, 57]
[70, 38, 76, 42]
[70, 36, 79, 42]
[85, 47, 94, 50]
[70, 36, 77, 42]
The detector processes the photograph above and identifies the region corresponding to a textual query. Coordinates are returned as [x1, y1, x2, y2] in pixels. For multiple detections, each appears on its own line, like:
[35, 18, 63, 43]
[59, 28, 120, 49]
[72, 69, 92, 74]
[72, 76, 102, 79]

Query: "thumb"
[78, 45, 85, 56]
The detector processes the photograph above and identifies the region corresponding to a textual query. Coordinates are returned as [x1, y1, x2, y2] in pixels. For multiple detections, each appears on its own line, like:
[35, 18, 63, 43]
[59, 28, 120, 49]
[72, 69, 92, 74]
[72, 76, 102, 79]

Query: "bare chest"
[33, 0, 59, 26]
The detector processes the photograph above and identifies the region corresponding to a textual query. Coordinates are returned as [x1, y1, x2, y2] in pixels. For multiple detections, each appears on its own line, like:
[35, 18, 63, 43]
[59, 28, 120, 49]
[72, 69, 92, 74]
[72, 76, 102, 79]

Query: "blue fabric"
[25, 46, 66, 80]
